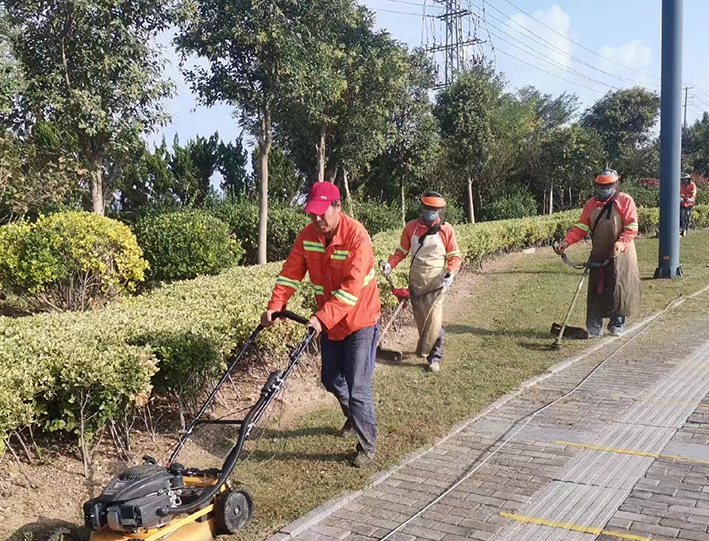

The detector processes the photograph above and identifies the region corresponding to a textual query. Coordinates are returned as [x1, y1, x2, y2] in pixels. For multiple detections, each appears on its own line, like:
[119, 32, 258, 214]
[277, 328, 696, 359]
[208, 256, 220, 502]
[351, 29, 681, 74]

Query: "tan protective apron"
[588, 203, 641, 318]
[409, 229, 447, 357]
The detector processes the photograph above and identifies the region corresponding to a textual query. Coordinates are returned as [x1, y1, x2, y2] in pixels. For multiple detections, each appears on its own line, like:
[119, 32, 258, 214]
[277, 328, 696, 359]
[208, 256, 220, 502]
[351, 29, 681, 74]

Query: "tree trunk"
[315, 126, 326, 182]
[342, 168, 352, 213]
[258, 104, 272, 265]
[400, 181, 406, 225]
[548, 181, 554, 215]
[467, 176, 475, 224]
[90, 156, 104, 215]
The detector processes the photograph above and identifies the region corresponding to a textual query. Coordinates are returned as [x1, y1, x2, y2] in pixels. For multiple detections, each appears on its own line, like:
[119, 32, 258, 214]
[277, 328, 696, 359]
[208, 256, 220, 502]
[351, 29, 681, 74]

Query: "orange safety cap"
[420, 192, 447, 208]
[594, 169, 620, 185]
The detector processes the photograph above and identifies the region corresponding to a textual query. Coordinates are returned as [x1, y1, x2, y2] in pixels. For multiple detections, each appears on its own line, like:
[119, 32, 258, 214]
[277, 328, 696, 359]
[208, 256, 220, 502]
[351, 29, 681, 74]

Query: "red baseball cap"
[304, 182, 341, 215]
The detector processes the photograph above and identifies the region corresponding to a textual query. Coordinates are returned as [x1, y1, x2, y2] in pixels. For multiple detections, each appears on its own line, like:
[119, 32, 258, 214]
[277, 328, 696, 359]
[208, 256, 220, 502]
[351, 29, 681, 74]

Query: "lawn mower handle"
[167, 310, 309, 465]
[159, 325, 316, 518]
[272, 310, 310, 326]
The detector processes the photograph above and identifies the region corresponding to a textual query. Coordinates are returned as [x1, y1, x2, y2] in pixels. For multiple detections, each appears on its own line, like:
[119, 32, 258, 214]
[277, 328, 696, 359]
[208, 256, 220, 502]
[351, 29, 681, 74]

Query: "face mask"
[422, 210, 439, 223]
[595, 186, 614, 201]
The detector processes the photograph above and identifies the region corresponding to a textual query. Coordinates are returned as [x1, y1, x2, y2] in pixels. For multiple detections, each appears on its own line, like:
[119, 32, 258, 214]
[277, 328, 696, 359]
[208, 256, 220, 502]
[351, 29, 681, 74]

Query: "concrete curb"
[262, 309, 678, 541]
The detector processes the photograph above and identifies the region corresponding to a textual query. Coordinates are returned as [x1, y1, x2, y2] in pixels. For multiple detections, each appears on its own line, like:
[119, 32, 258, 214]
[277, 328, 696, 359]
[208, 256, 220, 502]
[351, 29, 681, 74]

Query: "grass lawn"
[193, 231, 709, 541]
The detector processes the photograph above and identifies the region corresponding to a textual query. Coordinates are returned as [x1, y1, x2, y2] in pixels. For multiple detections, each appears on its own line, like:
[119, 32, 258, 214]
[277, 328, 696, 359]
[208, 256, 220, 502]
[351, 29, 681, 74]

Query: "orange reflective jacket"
[564, 192, 639, 253]
[267, 213, 381, 341]
[681, 181, 698, 208]
[387, 219, 463, 273]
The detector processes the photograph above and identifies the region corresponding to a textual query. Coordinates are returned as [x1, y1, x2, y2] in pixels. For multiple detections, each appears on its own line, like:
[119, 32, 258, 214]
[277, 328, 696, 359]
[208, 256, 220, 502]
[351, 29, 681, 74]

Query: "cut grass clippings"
[208, 231, 709, 541]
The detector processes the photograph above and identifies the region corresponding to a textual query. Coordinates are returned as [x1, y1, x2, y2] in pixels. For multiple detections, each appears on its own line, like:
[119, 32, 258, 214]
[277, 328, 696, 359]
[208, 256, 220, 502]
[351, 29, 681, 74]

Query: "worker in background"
[262, 182, 381, 468]
[555, 170, 641, 337]
[680, 172, 698, 237]
[383, 192, 462, 372]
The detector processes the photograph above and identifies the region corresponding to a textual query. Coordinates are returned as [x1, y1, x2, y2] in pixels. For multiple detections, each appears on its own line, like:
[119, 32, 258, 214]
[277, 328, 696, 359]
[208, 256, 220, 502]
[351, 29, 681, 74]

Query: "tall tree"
[218, 138, 249, 198]
[5, 0, 174, 214]
[529, 125, 605, 213]
[363, 49, 439, 222]
[434, 65, 503, 223]
[251, 146, 304, 204]
[176, 0, 312, 264]
[581, 87, 661, 170]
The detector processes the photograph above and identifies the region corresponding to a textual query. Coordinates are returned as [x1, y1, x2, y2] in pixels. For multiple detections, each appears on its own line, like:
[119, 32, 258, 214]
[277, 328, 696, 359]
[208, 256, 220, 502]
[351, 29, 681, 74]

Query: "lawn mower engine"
[84, 461, 186, 532]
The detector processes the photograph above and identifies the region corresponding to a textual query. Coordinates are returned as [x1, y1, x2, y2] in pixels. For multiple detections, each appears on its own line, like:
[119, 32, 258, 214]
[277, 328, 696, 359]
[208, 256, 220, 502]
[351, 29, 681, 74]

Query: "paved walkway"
[269, 296, 709, 541]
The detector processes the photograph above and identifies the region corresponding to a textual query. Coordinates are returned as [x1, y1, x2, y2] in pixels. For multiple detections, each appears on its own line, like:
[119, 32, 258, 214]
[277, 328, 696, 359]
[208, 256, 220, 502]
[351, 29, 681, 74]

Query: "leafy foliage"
[0, 212, 147, 311]
[134, 210, 243, 281]
[4, 0, 175, 213]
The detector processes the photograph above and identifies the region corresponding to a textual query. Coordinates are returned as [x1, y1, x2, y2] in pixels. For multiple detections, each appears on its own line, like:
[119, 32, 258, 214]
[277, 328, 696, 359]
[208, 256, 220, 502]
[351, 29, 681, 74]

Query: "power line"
[487, 29, 617, 91]
[471, 1, 659, 90]
[372, 6, 433, 17]
[498, 0, 661, 82]
[494, 47, 608, 95]
[376, 0, 441, 8]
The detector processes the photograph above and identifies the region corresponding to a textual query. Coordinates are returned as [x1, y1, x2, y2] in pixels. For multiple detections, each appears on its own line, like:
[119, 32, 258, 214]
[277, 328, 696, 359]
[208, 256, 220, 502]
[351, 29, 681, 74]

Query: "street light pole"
[655, 0, 683, 279]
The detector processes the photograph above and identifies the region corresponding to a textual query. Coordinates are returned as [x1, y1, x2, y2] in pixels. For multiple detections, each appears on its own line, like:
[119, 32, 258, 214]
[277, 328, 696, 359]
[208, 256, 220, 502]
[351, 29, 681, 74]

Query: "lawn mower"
[81, 311, 315, 541]
[551, 245, 610, 349]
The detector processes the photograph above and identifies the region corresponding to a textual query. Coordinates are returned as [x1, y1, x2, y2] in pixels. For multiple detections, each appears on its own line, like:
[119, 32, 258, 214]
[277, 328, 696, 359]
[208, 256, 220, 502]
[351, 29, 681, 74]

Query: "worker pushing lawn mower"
[383, 192, 462, 372]
[554, 169, 641, 338]
[262, 181, 381, 468]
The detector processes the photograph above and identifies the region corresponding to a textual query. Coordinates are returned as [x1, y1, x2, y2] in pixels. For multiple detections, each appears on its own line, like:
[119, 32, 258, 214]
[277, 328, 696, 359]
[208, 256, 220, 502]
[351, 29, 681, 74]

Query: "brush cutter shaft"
[554, 266, 590, 346]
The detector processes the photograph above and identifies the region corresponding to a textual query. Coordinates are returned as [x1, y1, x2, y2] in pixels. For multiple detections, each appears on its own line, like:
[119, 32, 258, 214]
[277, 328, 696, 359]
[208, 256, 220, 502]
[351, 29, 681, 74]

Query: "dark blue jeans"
[320, 323, 379, 454]
[586, 315, 626, 336]
[427, 328, 444, 364]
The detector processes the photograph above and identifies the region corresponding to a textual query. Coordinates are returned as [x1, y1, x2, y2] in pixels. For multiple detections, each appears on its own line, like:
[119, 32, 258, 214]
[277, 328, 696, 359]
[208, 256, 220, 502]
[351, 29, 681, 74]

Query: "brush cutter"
[80, 311, 315, 541]
[551, 244, 610, 349]
[375, 261, 447, 362]
[375, 265, 411, 362]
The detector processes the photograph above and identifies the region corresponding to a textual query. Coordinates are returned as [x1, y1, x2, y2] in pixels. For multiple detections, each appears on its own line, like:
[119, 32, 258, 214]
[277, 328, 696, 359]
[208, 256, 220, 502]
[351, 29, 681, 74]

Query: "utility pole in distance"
[655, 0, 683, 279]
[683, 85, 693, 129]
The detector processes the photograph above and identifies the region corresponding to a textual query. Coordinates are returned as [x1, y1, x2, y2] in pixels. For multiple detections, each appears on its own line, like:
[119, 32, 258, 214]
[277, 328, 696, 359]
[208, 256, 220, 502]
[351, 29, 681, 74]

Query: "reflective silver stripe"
[363, 268, 376, 286]
[333, 289, 358, 306]
[275, 276, 301, 289]
[303, 241, 325, 253]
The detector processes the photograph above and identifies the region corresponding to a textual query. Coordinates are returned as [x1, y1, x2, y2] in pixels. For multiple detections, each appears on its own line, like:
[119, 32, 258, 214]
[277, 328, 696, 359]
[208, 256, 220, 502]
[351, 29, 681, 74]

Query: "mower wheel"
[42, 528, 80, 541]
[215, 487, 254, 534]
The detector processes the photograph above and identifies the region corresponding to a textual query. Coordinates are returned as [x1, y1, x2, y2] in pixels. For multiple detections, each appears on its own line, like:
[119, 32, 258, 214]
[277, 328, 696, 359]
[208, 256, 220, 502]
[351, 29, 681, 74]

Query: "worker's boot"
[340, 418, 354, 438]
[353, 449, 375, 468]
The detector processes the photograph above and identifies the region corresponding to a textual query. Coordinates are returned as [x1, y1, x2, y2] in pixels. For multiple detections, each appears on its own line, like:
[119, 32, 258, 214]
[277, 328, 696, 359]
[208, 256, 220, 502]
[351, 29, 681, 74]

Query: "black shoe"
[340, 419, 354, 438]
[352, 450, 375, 468]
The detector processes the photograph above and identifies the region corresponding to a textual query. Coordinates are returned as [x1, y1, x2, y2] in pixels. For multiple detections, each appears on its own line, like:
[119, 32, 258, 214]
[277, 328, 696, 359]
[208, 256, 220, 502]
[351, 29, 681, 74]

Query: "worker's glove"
[381, 262, 392, 277]
[554, 240, 568, 255]
[613, 242, 624, 258]
[441, 273, 454, 292]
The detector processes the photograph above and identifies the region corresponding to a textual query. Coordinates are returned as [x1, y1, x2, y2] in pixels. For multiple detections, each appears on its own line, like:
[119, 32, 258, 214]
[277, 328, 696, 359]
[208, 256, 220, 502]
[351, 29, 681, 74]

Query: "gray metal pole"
[655, 0, 683, 278]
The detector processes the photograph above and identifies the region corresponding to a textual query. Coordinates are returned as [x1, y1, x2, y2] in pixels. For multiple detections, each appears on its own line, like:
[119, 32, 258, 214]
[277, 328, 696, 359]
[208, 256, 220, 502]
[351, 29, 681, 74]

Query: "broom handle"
[555, 266, 590, 346]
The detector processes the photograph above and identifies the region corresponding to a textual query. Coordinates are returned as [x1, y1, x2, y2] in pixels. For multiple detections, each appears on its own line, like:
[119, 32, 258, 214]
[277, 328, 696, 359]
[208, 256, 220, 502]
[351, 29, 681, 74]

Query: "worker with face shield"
[555, 170, 641, 336]
[383, 192, 462, 371]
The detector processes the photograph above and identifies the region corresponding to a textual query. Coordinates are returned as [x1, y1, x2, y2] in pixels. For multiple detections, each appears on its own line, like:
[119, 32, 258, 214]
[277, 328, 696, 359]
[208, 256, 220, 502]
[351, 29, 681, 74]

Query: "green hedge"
[2, 205, 708, 456]
[134, 210, 244, 281]
[0, 212, 148, 311]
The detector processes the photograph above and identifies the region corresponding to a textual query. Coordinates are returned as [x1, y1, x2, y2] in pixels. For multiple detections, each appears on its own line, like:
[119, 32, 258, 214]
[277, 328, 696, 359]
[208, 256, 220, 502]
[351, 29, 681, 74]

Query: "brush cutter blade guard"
[391, 288, 410, 300]
[84, 311, 314, 538]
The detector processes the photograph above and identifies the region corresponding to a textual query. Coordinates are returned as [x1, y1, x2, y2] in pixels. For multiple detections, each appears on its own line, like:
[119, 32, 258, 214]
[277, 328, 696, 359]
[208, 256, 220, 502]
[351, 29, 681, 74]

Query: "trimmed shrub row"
[2, 205, 708, 459]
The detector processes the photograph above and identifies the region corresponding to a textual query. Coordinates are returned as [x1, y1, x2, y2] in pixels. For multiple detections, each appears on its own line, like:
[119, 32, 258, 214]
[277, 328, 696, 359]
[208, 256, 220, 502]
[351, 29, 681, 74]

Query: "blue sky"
[148, 0, 709, 152]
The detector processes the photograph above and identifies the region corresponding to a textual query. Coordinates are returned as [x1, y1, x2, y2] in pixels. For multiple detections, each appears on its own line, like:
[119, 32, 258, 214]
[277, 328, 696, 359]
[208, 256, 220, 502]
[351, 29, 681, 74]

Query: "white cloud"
[599, 40, 652, 75]
[506, 5, 572, 69]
